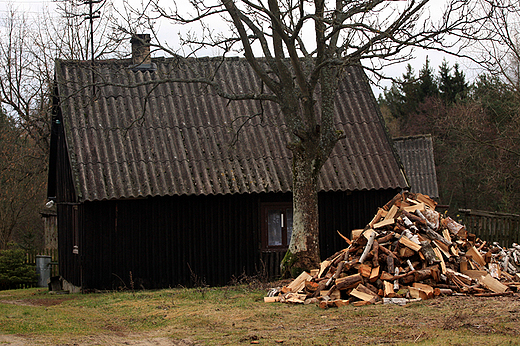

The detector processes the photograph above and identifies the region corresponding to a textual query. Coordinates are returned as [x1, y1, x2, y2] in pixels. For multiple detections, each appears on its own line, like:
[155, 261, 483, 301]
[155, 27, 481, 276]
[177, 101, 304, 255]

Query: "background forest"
[378, 59, 520, 215]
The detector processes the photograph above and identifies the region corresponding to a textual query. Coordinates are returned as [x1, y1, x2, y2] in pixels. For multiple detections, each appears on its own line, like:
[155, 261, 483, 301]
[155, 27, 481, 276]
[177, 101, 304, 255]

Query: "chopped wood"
[420, 241, 439, 264]
[383, 280, 395, 297]
[286, 271, 312, 293]
[264, 296, 280, 303]
[369, 209, 386, 228]
[369, 266, 380, 283]
[318, 261, 331, 278]
[359, 230, 376, 264]
[358, 263, 373, 278]
[433, 240, 451, 259]
[320, 289, 341, 300]
[266, 191, 520, 308]
[467, 246, 486, 267]
[402, 202, 425, 213]
[478, 274, 508, 294]
[409, 287, 429, 300]
[433, 247, 446, 274]
[374, 218, 395, 229]
[461, 270, 488, 280]
[351, 229, 363, 240]
[384, 204, 399, 221]
[413, 283, 434, 297]
[415, 193, 437, 209]
[399, 236, 422, 252]
[351, 285, 377, 303]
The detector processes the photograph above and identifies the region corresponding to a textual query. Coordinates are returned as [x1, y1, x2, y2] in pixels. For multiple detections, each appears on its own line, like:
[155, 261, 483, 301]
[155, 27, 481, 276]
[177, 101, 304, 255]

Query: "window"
[261, 202, 293, 249]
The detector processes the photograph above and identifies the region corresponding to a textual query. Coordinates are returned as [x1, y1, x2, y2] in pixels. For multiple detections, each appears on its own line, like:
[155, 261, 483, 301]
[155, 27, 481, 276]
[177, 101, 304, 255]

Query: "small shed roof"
[393, 134, 439, 199]
[54, 57, 408, 202]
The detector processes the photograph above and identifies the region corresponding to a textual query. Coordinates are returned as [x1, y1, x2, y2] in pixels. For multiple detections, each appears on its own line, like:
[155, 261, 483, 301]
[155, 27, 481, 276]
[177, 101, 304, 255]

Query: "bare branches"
[471, 0, 520, 92]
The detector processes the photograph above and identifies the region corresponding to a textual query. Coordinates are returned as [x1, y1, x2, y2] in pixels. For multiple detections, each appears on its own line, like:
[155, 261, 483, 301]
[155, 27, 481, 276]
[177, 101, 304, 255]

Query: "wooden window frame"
[260, 202, 293, 250]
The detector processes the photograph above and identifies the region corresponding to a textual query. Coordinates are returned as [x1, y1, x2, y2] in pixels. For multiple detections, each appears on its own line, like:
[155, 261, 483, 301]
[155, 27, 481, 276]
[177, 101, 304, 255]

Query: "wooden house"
[47, 37, 408, 290]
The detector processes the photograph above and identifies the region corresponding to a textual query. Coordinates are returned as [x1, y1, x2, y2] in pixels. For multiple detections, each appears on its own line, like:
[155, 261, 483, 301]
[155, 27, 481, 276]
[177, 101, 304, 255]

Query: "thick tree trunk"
[281, 142, 322, 277]
[278, 65, 342, 278]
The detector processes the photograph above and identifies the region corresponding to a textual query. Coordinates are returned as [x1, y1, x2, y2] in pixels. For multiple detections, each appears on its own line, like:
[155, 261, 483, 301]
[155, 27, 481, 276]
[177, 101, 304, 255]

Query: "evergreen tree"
[0, 248, 37, 290]
[439, 60, 468, 103]
[418, 57, 439, 99]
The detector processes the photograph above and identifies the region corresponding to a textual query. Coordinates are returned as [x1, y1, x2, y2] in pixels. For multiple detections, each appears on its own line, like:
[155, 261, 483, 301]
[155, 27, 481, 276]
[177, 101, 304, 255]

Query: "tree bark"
[281, 140, 322, 277]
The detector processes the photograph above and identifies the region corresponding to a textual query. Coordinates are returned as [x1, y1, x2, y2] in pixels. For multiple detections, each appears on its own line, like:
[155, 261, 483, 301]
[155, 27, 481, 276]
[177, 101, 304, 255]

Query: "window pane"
[267, 210, 282, 246]
[286, 208, 293, 245]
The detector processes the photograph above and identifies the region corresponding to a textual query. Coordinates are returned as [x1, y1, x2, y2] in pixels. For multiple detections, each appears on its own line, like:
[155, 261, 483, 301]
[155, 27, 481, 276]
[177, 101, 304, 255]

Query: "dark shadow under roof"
[54, 57, 408, 202]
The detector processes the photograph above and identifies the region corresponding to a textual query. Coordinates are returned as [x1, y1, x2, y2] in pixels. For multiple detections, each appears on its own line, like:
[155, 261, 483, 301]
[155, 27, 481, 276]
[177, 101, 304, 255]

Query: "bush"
[0, 248, 37, 290]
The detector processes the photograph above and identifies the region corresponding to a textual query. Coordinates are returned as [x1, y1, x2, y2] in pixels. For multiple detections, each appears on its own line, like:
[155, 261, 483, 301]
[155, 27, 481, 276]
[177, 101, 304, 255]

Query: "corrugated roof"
[55, 57, 408, 202]
[393, 134, 439, 199]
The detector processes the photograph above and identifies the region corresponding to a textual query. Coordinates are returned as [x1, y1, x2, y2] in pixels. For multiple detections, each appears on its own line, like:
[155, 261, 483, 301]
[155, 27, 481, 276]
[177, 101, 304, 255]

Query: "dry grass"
[0, 286, 519, 345]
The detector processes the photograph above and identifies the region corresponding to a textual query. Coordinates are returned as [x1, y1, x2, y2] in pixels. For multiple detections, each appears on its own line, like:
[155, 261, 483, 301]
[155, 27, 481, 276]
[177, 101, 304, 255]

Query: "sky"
[0, 0, 483, 95]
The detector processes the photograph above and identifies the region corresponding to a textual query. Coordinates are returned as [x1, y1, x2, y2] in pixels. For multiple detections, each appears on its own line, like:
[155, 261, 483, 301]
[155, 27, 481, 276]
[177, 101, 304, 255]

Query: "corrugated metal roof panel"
[55, 57, 407, 202]
[393, 134, 439, 199]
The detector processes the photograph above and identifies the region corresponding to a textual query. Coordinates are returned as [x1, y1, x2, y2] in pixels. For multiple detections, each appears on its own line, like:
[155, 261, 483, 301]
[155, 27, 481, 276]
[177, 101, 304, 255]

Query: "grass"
[0, 286, 519, 345]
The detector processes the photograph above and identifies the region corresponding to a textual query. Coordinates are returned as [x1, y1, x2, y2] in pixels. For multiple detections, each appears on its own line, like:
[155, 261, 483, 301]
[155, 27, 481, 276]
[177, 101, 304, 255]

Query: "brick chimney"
[130, 34, 155, 71]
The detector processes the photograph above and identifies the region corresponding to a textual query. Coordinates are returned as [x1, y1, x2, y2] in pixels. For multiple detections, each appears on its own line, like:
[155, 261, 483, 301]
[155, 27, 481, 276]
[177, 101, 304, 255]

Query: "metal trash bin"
[35, 255, 52, 287]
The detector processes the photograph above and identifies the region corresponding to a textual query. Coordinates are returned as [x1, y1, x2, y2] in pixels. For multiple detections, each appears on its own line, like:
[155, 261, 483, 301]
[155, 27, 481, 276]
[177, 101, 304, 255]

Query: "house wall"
[261, 189, 399, 278]
[79, 194, 260, 289]
[68, 188, 398, 289]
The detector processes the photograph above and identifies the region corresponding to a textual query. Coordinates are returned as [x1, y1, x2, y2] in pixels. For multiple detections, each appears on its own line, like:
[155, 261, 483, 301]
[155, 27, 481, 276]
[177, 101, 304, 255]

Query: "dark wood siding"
[53, 107, 83, 287]
[58, 180, 398, 288]
[80, 194, 260, 289]
[318, 189, 399, 257]
[57, 204, 82, 287]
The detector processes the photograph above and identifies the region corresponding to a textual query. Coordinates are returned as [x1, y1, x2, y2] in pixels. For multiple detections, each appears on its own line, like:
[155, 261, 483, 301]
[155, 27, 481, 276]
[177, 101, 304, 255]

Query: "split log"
[376, 232, 396, 244]
[327, 273, 363, 297]
[358, 263, 373, 278]
[286, 271, 312, 293]
[433, 247, 446, 274]
[371, 240, 380, 268]
[399, 236, 422, 252]
[351, 284, 377, 303]
[386, 255, 395, 275]
[354, 283, 380, 301]
[359, 230, 376, 264]
[420, 241, 439, 264]
[415, 193, 437, 210]
[336, 230, 352, 245]
[466, 246, 486, 267]
[478, 274, 509, 294]
[379, 244, 398, 259]
[383, 280, 396, 297]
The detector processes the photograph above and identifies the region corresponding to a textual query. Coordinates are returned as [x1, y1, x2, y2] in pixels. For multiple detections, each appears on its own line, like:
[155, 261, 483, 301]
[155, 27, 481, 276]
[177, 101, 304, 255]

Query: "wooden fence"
[459, 209, 520, 247]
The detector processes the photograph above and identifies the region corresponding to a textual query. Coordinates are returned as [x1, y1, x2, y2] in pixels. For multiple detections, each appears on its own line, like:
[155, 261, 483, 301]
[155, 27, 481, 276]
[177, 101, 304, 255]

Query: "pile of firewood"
[265, 192, 520, 308]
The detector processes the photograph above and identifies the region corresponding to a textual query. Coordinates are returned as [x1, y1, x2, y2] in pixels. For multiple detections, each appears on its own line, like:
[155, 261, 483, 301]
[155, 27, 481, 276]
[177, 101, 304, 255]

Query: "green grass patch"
[0, 287, 519, 345]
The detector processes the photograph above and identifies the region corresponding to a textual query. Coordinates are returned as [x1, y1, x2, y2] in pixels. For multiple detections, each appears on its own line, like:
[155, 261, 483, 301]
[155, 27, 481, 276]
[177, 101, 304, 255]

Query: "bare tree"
[115, 0, 494, 276]
[472, 0, 520, 92]
[0, 2, 124, 248]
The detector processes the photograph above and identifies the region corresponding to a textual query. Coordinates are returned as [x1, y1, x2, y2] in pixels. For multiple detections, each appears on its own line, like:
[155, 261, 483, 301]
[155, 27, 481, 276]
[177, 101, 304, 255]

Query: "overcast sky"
[1, 0, 483, 95]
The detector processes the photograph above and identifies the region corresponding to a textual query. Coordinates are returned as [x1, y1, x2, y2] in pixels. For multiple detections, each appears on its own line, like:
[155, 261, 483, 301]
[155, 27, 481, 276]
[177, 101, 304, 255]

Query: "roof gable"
[54, 57, 407, 202]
